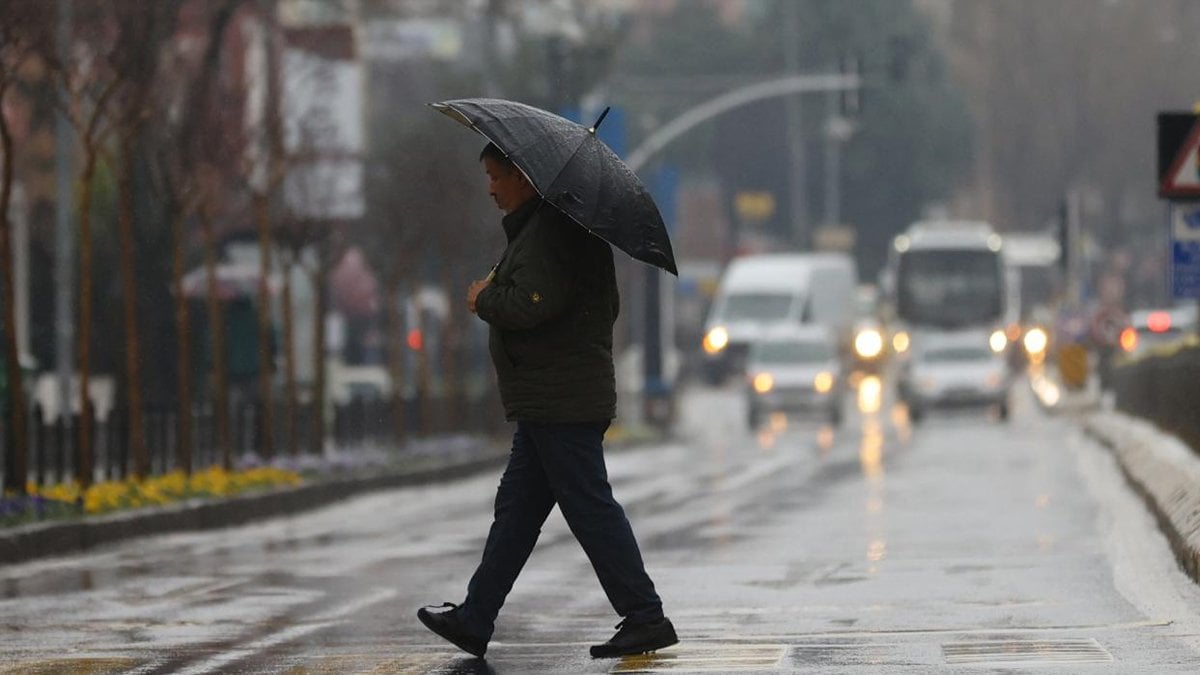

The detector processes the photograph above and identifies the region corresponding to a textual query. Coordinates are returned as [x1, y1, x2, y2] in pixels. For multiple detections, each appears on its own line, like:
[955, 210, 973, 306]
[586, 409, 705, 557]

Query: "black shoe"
[590, 617, 678, 658]
[417, 602, 487, 658]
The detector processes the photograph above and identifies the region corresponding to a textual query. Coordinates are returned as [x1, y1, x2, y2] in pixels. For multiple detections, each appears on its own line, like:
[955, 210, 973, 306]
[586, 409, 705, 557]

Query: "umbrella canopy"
[431, 98, 678, 275]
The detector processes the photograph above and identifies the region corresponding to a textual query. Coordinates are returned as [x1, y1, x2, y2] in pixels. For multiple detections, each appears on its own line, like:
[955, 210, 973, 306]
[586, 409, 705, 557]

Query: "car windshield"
[721, 293, 794, 321]
[753, 340, 834, 363]
[923, 346, 993, 362]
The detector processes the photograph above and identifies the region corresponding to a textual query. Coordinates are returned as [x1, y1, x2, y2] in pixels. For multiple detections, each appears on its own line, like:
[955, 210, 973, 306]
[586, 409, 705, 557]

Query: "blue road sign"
[1170, 203, 1200, 298]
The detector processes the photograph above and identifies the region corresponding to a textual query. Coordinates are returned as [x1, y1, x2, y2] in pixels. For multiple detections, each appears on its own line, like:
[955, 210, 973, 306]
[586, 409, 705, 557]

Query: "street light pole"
[782, 0, 807, 249]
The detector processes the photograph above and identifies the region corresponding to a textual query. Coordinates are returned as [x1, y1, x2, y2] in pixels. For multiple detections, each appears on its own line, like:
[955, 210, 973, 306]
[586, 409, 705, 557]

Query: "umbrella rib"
[434, 102, 544, 196]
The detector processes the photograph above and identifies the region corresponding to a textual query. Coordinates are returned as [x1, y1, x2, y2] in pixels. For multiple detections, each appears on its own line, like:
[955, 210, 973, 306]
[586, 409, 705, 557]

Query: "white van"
[700, 253, 857, 383]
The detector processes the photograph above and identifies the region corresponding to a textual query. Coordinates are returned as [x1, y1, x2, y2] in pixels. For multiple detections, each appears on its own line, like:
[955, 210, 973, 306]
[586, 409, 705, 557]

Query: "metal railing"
[1113, 343, 1200, 456]
[2, 389, 506, 487]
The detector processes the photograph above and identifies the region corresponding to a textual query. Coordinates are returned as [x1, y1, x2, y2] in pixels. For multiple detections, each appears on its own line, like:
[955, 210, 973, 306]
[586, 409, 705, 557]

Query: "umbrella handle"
[484, 257, 503, 282]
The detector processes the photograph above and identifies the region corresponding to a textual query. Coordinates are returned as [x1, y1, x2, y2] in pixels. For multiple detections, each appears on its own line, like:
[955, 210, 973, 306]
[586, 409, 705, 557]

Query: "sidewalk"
[0, 434, 512, 566]
[0, 422, 669, 567]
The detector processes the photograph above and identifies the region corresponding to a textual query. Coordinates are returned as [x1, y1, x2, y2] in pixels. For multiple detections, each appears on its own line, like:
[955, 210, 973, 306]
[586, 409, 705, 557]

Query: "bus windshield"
[897, 250, 1003, 328]
[753, 339, 834, 363]
[720, 293, 794, 322]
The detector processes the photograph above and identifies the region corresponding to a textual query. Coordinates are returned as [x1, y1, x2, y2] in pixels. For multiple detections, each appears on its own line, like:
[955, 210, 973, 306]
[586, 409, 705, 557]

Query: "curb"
[1084, 411, 1200, 584]
[0, 448, 510, 567]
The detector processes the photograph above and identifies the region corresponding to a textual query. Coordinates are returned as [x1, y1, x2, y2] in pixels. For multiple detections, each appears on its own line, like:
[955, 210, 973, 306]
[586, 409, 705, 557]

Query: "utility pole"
[782, 0, 807, 249]
[822, 63, 856, 237]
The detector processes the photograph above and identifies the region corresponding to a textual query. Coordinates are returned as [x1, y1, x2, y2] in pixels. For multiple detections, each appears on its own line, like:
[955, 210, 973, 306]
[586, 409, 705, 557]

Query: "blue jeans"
[457, 420, 664, 640]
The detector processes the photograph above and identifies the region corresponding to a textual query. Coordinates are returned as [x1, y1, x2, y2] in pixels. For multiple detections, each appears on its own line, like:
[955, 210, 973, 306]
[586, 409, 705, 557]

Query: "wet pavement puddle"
[942, 637, 1113, 665]
[0, 658, 141, 675]
[611, 643, 786, 672]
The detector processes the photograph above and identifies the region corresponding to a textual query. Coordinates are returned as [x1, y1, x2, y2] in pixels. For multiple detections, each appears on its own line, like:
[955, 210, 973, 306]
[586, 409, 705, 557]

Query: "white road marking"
[152, 588, 399, 675]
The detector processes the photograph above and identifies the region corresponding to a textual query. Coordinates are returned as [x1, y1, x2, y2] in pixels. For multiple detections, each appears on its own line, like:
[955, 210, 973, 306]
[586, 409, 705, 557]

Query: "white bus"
[882, 220, 1011, 355]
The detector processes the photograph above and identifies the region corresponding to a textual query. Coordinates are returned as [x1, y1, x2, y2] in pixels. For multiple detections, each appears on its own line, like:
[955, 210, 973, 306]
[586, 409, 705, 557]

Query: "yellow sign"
[1057, 343, 1089, 390]
[735, 191, 775, 222]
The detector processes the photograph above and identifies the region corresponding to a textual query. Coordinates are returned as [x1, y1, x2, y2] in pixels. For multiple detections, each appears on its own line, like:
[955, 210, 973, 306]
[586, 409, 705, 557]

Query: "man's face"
[483, 156, 534, 213]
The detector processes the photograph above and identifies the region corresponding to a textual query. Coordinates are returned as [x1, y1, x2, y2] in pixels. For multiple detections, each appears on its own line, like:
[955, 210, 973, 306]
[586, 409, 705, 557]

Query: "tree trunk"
[253, 192, 273, 458]
[413, 277, 432, 435]
[280, 258, 296, 456]
[385, 278, 406, 441]
[201, 207, 232, 469]
[76, 149, 98, 490]
[0, 102, 28, 494]
[117, 142, 147, 478]
[171, 206, 192, 473]
[441, 265, 462, 430]
[310, 260, 328, 455]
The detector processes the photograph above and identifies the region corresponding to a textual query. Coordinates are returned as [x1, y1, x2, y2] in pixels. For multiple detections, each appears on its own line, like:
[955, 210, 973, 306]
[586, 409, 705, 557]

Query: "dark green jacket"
[476, 199, 619, 422]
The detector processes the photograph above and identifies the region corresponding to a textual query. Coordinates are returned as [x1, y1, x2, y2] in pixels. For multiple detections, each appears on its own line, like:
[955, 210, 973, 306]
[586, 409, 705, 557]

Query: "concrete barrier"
[1085, 412, 1200, 583]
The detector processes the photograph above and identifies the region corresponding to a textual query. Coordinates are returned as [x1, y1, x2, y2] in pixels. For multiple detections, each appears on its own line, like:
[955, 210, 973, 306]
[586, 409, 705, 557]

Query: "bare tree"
[275, 88, 355, 453]
[305, 227, 344, 452]
[103, 1, 184, 479]
[248, 9, 285, 461]
[152, 0, 246, 472]
[0, 1, 54, 493]
[947, 0, 1200, 235]
[55, 1, 131, 489]
[361, 114, 495, 438]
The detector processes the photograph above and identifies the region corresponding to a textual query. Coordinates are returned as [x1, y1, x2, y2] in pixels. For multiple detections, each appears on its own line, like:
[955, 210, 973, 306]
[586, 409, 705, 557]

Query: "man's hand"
[467, 279, 490, 314]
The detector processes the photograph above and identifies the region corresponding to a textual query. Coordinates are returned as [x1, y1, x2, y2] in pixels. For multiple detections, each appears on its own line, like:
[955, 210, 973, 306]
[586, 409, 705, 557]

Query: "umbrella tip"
[588, 107, 611, 134]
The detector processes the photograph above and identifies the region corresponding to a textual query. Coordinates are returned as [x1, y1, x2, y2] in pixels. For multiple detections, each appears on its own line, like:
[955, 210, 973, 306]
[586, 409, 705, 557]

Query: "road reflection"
[857, 375, 883, 414]
[856, 375, 888, 575]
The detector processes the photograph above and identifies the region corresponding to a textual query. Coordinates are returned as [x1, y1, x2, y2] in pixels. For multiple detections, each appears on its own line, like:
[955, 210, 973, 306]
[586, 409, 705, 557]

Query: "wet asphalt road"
[4, 377, 1200, 674]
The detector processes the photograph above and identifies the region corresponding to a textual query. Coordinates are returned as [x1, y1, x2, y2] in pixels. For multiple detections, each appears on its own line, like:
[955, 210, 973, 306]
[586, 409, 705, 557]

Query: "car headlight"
[989, 329, 1008, 353]
[892, 330, 910, 354]
[854, 329, 884, 359]
[703, 326, 729, 354]
[1022, 327, 1048, 356]
[751, 372, 774, 394]
[813, 371, 834, 393]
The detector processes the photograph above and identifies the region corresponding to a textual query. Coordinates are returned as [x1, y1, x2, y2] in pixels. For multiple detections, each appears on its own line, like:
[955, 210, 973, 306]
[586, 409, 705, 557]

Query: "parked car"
[898, 331, 1011, 422]
[744, 326, 844, 429]
[1119, 304, 1198, 359]
[330, 363, 392, 404]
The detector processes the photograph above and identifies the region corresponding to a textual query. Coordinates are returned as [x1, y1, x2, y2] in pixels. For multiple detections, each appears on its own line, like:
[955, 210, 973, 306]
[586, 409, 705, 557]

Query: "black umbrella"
[431, 97, 678, 276]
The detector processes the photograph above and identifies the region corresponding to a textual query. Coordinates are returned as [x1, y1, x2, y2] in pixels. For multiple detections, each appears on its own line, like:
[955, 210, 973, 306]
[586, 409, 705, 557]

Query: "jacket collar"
[501, 198, 542, 243]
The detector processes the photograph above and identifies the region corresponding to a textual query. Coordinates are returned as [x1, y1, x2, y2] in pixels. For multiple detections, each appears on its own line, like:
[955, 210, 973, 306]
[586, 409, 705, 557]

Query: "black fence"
[2, 389, 506, 487]
[1113, 344, 1200, 456]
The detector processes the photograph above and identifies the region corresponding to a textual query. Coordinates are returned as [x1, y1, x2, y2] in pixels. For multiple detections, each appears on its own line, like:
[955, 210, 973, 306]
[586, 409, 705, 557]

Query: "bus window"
[897, 250, 1003, 328]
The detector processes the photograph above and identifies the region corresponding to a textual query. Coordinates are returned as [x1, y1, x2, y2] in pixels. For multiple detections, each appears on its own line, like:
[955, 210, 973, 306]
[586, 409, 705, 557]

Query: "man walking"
[417, 142, 677, 659]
